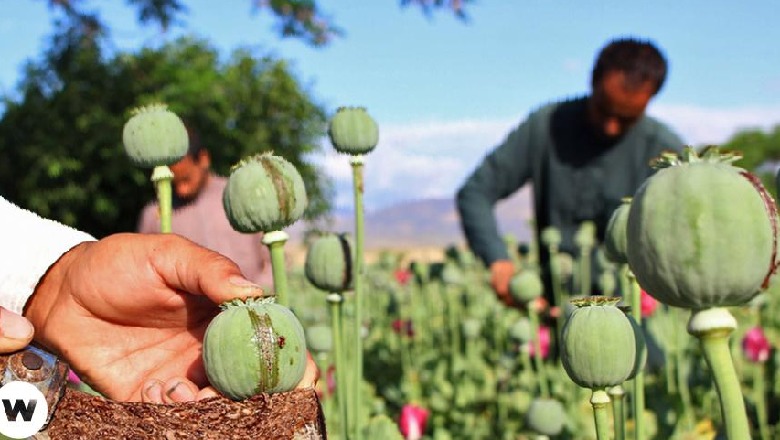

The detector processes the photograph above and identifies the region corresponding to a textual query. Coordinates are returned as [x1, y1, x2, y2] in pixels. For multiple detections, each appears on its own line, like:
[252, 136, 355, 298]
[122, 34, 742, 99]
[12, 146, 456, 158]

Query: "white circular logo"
[0, 381, 48, 439]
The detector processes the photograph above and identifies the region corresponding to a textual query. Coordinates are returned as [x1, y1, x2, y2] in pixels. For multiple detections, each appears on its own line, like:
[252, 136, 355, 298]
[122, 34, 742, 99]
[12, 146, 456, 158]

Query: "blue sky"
[2, 1, 780, 211]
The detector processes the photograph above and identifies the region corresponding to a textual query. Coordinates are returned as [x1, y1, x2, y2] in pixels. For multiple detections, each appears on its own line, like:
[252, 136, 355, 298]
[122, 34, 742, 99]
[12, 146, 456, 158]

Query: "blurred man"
[457, 37, 684, 308]
[137, 128, 274, 290]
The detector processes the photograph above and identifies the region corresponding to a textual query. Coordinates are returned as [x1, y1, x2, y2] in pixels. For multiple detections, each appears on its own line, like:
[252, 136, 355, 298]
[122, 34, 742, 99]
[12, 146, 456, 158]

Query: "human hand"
[0, 307, 34, 352]
[489, 259, 516, 307]
[24, 233, 317, 403]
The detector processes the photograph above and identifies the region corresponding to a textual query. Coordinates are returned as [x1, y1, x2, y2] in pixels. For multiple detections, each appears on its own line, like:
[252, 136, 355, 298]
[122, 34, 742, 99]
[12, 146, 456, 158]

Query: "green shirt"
[456, 96, 684, 268]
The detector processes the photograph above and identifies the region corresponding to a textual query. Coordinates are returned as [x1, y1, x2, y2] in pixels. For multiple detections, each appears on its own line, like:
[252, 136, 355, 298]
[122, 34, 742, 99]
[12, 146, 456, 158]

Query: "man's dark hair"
[591, 37, 668, 95]
[184, 123, 205, 159]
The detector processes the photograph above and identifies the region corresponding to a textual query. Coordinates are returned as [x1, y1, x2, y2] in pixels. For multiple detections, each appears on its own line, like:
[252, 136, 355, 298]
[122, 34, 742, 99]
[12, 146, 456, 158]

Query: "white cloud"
[318, 103, 780, 212]
[316, 116, 522, 210]
[562, 58, 585, 74]
[650, 103, 780, 146]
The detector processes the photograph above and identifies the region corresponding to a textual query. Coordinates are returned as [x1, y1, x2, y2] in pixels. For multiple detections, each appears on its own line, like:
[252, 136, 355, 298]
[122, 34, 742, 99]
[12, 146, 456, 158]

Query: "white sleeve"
[0, 196, 96, 314]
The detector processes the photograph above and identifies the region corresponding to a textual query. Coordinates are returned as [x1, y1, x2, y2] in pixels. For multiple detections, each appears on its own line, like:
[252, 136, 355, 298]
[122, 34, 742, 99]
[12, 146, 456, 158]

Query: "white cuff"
[0, 197, 96, 314]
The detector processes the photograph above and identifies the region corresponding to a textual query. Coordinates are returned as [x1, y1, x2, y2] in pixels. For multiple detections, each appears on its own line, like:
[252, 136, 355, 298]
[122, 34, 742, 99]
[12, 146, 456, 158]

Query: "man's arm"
[456, 121, 535, 267]
[0, 196, 95, 314]
[456, 120, 536, 305]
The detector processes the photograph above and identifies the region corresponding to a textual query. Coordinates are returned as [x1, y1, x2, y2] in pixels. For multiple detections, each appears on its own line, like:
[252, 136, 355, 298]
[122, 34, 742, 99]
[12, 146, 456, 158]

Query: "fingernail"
[142, 380, 164, 403]
[229, 276, 264, 290]
[196, 388, 220, 401]
[0, 307, 34, 340]
[166, 381, 196, 402]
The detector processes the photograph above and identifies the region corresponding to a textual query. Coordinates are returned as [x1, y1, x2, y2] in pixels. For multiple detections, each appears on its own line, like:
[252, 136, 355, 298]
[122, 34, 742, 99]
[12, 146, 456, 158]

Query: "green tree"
[44, 0, 473, 47]
[719, 124, 780, 197]
[0, 25, 331, 238]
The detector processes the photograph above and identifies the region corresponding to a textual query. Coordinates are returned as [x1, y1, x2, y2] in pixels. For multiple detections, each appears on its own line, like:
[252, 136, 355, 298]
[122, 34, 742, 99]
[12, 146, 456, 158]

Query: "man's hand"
[24, 233, 317, 403]
[0, 307, 34, 352]
[490, 259, 516, 307]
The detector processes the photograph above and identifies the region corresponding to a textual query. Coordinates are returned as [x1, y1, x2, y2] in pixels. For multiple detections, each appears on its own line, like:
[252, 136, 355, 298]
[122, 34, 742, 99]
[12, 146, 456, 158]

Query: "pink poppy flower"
[326, 365, 337, 395]
[640, 289, 659, 318]
[67, 369, 82, 385]
[392, 318, 415, 338]
[528, 325, 551, 359]
[399, 404, 429, 440]
[742, 326, 771, 363]
[395, 269, 412, 286]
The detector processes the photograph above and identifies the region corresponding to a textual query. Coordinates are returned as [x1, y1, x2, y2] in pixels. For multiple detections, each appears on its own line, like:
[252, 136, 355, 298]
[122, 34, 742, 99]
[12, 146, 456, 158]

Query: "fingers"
[295, 352, 320, 390]
[142, 377, 199, 403]
[0, 307, 34, 352]
[490, 260, 516, 307]
[146, 234, 268, 304]
[141, 353, 322, 404]
[196, 387, 220, 400]
[141, 379, 164, 403]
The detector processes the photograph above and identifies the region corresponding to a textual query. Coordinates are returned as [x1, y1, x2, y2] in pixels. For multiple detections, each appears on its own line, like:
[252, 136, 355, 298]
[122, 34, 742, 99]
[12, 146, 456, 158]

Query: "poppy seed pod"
[508, 317, 532, 343]
[202, 297, 307, 400]
[627, 147, 779, 309]
[122, 103, 188, 168]
[509, 270, 544, 306]
[625, 313, 647, 380]
[540, 226, 562, 250]
[304, 232, 353, 293]
[604, 198, 631, 265]
[328, 106, 379, 155]
[561, 297, 637, 389]
[525, 398, 565, 436]
[223, 153, 308, 233]
[305, 325, 333, 353]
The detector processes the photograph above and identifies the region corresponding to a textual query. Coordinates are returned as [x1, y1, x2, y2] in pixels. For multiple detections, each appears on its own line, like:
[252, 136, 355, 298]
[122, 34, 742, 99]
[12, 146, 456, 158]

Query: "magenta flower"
[640, 289, 659, 318]
[742, 326, 771, 363]
[326, 365, 337, 395]
[399, 404, 429, 440]
[394, 269, 412, 286]
[67, 369, 82, 385]
[528, 325, 551, 359]
[392, 318, 415, 338]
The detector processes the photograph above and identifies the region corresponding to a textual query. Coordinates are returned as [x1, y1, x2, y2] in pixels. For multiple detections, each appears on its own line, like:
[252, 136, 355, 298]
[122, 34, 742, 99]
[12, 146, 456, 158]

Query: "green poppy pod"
[202, 297, 307, 400]
[625, 314, 647, 380]
[552, 252, 575, 279]
[327, 106, 379, 155]
[223, 153, 308, 233]
[598, 271, 616, 297]
[627, 147, 779, 309]
[304, 232, 353, 293]
[508, 317, 532, 343]
[304, 325, 333, 353]
[540, 226, 562, 250]
[462, 319, 482, 339]
[121, 103, 188, 168]
[574, 221, 597, 250]
[525, 398, 565, 436]
[508, 270, 543, 306]
[603, 198, 631, 265]
[440, 262, 463, 286]
[560, 297, 637, 389]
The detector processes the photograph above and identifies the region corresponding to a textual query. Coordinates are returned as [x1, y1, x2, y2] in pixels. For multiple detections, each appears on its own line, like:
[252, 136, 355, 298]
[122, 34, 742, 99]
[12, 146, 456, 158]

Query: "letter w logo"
[2, 399, 37, 422]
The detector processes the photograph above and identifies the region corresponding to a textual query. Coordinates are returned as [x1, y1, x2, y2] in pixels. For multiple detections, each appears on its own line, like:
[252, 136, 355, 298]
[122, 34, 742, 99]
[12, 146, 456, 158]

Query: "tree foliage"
[719, 124, 780, 196]
[0, 25, 331, 238]
[44, 0, 473, 47]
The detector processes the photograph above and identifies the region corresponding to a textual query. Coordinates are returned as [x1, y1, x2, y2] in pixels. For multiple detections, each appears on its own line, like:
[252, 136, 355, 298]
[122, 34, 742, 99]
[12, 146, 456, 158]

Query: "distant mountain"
[288, 187, 534, 251]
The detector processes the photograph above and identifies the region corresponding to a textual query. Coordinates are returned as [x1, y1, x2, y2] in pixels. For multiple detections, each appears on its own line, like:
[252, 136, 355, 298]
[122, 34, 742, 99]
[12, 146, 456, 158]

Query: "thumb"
[152, 235, 269, 305]
[0, 307, 34, 352]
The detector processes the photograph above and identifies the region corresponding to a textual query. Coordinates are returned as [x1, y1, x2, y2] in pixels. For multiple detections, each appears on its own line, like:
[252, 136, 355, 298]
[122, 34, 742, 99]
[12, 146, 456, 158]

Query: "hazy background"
[2, 1, 778, 247]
